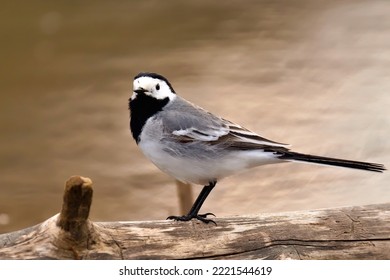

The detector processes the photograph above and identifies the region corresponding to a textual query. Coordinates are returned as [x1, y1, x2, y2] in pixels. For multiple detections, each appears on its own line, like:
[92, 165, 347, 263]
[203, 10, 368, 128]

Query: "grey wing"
[161, 97, 230, 141]
[223, 119, 288, 147]
[161, 96, 288, 148]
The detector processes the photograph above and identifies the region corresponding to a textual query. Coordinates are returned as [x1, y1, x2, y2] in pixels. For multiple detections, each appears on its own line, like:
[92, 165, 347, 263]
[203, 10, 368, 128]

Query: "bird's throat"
[129, 94, 169, 143]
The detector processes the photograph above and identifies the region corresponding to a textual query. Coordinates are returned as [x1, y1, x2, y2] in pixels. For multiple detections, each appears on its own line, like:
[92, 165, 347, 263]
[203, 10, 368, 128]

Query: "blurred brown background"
[0, 0, 389, 233]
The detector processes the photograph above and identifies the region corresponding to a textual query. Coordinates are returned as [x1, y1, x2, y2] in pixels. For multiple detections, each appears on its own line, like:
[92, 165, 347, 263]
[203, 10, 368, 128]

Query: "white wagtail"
[129, 72, 386, 224]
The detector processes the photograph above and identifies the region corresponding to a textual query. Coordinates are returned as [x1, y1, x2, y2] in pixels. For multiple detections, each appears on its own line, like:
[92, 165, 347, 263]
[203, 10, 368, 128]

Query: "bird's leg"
[167, 181, 217, 224]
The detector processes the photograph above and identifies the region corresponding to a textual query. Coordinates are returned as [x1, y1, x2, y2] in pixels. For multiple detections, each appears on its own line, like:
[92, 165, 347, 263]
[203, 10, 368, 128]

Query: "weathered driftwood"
[0, 176, 389, 260]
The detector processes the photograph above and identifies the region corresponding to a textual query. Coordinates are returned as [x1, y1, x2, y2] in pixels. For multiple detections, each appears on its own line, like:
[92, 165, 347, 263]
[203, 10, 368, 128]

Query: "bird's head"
[132, 72, 176, 101]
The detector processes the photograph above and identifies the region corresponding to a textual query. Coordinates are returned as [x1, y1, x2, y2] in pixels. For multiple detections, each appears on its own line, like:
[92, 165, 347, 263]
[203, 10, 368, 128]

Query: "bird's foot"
[167, 212, 216, 225]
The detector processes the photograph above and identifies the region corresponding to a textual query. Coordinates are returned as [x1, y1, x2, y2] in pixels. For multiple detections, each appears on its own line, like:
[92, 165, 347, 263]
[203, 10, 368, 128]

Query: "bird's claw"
[167, 213, 217, 225]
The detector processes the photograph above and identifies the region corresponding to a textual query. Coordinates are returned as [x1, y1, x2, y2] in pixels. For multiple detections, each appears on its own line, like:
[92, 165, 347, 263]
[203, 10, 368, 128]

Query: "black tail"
[277, 151, 386, 173]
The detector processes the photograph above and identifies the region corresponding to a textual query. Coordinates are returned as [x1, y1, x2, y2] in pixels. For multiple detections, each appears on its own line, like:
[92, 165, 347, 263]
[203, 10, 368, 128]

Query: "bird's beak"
[134, 88, 147, 95]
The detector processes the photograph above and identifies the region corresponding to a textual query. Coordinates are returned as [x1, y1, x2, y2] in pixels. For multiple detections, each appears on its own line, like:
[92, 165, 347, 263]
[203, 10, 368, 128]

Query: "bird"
[128, 72, 386, 224]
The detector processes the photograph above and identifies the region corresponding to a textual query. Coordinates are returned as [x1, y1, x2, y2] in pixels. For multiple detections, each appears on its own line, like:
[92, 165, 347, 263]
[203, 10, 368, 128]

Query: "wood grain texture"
[0, 176, 389, 260]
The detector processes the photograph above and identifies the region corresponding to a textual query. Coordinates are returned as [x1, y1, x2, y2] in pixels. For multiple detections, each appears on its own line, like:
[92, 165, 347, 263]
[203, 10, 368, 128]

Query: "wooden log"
[0, 176, 389, 260]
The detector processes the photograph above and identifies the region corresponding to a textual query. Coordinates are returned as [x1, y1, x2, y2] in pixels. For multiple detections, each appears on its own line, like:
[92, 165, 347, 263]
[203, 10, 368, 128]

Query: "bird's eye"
[156, 84, 160, 90]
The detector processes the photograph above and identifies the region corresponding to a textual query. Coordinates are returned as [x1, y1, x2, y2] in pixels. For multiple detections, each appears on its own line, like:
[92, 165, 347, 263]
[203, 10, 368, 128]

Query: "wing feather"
[161, 96, 288, 149]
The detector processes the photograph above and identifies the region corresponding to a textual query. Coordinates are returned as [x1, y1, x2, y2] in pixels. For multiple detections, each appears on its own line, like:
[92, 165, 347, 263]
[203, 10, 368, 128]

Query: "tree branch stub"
[56, 176, 93, 241]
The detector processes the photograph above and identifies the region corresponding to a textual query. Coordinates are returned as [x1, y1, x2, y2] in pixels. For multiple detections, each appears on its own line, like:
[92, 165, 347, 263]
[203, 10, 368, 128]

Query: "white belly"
[138, 139, 282, 185]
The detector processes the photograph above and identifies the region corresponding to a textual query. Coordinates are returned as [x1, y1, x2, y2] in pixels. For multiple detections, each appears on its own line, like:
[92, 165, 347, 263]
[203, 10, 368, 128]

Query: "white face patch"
[133, 76, 176, 101]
